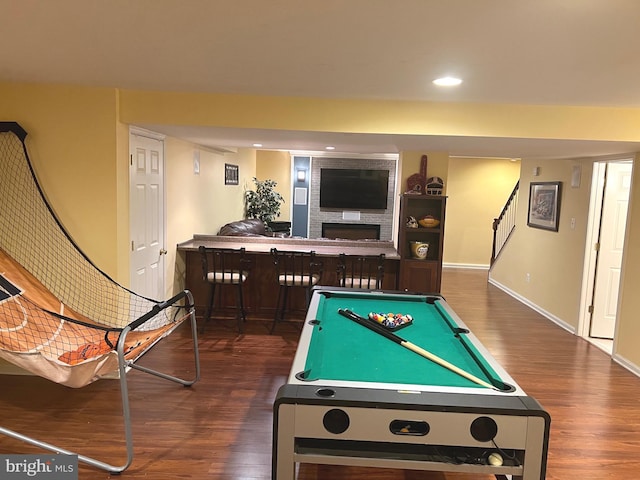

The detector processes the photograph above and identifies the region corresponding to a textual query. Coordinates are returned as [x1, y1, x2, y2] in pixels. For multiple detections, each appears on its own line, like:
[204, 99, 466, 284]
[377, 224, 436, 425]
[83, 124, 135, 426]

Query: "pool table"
[272, 288, 550, 479]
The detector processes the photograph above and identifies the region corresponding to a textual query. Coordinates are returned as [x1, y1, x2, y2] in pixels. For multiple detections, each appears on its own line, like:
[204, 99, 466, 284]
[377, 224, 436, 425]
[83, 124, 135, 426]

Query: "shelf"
[404, 227, 442, 235]
[398, 194, 446, 293]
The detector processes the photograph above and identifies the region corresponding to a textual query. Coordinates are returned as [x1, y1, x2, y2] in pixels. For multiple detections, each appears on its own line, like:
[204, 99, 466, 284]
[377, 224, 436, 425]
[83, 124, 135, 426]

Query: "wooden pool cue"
[338, 309, 499, 391]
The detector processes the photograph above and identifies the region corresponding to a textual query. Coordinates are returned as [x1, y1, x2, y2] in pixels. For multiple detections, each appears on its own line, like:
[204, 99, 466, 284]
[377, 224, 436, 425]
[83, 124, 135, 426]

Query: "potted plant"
[244, 177, 285, 229]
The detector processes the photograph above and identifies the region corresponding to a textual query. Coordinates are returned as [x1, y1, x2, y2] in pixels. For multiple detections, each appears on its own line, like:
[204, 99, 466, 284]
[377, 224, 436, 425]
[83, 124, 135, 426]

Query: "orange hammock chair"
[0, 122, 200, 473]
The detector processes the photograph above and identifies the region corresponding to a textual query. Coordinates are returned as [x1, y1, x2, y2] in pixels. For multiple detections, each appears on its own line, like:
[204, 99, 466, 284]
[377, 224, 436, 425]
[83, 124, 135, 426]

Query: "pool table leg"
[273, 403, 296, 480]
[521, 415, 547, 479]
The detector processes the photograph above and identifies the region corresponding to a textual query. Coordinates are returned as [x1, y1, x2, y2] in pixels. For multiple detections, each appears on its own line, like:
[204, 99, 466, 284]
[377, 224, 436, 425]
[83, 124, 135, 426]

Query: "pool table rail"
[289, 288, 525, 396]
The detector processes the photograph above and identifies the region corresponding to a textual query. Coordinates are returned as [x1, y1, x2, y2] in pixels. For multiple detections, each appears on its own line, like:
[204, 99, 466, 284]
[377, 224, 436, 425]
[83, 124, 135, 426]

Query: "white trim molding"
[443, 263, 489, 270]
[130, 125, 166, 141]
[487, 278, 576, 334]
[613, 354, 640, 378]
[488, 275, 640, 380]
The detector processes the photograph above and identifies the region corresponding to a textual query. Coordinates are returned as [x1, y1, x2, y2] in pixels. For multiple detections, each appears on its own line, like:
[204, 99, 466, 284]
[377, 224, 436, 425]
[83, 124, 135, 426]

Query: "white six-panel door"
[129, 130, 166, 300]
[590, 161, 632, 339]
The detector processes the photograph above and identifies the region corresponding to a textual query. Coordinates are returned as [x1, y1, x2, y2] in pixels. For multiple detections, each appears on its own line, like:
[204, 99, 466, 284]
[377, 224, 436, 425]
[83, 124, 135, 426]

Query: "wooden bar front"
[177, 235, 400, 323]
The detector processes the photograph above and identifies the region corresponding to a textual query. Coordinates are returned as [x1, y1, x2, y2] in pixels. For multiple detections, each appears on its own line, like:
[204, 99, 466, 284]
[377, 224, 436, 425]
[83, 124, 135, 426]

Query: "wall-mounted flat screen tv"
[319, 168, 389, 210]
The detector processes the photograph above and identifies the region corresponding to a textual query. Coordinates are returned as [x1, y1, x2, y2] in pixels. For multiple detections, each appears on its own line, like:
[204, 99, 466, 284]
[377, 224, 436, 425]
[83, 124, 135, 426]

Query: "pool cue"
[338, 309, 499, 391]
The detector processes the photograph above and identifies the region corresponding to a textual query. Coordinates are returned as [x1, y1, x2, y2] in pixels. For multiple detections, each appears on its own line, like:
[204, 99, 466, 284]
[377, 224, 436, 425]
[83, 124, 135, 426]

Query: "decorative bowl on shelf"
[418, 216, 440, 228]
[409, 241, 429, 260]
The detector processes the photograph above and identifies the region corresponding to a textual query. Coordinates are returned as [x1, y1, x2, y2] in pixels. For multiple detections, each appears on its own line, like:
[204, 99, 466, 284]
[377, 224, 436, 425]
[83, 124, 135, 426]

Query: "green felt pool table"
[273, 288, 550, 480]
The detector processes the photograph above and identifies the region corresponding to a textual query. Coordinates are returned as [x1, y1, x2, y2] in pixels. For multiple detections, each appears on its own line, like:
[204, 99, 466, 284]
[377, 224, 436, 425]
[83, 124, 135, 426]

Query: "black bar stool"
[270, 248, 323, 333]
[198, 246, 250, 333]
[337, 253, 385, 289]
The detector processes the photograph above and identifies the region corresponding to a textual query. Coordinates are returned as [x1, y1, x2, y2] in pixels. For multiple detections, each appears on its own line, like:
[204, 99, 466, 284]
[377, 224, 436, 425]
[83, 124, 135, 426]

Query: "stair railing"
[490, 181, 519, 267]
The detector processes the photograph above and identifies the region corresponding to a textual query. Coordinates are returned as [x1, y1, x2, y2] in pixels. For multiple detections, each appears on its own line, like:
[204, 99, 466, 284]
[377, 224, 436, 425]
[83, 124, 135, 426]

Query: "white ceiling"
[3, 0, 640, 158]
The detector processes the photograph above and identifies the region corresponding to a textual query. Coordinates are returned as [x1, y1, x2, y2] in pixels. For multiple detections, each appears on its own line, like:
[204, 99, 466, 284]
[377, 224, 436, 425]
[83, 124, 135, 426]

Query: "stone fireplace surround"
[308, 157, 397, 241]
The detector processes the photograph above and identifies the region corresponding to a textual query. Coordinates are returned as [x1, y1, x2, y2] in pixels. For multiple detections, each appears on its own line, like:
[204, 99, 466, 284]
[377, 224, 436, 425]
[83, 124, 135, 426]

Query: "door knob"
[159, 248, 167, 255]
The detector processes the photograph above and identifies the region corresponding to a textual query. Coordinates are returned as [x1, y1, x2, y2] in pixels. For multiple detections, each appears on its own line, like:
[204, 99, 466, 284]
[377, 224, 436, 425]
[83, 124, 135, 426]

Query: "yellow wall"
[4, 81, 640, 373]
[444, 157, 521, 267]
[166, 137, 256, 296]
[255, 150, 291, 222]
[0, 82, 121, 278]
[115, 115, 131, 283]
[490, 157, 598, 330]
[118, 90, 640, 143]
[616, 154, 640, 367]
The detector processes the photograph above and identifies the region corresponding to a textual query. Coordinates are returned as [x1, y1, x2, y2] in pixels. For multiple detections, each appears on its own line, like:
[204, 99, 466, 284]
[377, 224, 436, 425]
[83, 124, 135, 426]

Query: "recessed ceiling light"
[433, 76, 462, 86]
[325, 146, 335, 150]
[252, 143, 263, 147]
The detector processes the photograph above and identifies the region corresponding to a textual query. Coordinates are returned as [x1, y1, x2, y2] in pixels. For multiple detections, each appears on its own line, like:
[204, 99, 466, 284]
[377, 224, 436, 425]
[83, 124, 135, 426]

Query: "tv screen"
[319, 168, 389, 210]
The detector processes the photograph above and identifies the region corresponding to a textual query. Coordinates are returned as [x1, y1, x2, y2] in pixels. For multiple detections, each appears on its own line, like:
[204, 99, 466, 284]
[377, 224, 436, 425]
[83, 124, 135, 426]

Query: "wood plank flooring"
[1, 268, 640, 479]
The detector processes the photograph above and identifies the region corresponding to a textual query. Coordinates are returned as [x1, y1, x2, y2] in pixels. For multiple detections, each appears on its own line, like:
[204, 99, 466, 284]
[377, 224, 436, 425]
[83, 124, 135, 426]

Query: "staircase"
[490, 181, 519, 268]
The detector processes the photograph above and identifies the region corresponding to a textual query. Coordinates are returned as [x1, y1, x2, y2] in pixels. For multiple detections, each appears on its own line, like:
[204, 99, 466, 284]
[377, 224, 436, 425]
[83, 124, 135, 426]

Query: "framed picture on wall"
[527, 181, 561, 231]
[225, 164, 239, 185]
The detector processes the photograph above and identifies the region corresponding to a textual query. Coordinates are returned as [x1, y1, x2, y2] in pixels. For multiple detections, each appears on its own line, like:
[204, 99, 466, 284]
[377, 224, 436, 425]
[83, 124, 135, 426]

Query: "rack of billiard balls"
[368, 312, 413, 330]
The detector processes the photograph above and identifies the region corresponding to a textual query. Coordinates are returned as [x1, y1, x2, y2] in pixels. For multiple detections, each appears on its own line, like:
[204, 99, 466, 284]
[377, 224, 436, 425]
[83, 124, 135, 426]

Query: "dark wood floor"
[1, 269, 640, 479]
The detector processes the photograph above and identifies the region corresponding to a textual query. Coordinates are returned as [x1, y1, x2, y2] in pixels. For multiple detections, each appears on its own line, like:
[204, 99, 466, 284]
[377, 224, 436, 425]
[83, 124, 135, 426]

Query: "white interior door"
[590, 161, 632, 339]
[129, 129, 166, 300]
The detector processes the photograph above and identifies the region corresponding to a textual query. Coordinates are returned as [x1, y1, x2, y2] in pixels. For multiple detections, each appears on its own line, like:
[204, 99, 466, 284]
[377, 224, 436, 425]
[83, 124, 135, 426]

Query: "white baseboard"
[488, 277, 640, 380]
[613, 353, 640, 378]
[487, 278, 576, 334]
[442, 268, 640, 379]
[443, 263, 489, 270]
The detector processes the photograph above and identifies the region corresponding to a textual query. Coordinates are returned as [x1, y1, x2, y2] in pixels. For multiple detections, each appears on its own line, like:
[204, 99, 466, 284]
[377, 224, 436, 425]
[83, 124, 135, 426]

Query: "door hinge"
[588, 305, 594, 314]
[130, 154, 133, 166]
[594, 242, 600, 251]
[131, 241, 134, 251]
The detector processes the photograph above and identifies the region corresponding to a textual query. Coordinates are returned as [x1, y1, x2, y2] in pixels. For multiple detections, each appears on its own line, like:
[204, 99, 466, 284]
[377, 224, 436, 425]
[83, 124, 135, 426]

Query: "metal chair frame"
[0, 291, 200, 474]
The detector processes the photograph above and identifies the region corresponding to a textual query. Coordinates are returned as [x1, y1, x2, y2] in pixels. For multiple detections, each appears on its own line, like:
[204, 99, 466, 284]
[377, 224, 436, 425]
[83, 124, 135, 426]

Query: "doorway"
[129, 127, 167, 300]
[580, 159, 633, 355]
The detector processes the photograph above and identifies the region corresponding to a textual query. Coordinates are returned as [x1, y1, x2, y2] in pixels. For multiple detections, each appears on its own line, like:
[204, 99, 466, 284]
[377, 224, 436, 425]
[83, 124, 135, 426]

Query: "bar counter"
[177, 234, 400, 324]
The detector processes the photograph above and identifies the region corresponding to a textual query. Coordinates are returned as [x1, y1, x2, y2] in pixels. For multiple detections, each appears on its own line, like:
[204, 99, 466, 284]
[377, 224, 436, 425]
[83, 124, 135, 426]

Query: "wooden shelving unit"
[397, 194, 447, 294]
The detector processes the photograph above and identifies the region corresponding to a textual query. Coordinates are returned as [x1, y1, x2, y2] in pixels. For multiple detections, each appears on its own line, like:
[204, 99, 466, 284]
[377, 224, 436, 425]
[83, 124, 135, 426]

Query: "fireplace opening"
[322, 223, 380, 240]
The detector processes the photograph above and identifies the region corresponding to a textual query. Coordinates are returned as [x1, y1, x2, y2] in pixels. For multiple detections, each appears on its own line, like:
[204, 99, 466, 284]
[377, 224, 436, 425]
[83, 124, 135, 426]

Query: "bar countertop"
[177, 234, 400, 259]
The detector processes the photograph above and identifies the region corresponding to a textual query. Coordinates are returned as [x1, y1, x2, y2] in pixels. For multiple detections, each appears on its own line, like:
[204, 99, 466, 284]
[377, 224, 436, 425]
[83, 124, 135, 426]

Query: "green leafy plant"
[244, 177, 284, 224]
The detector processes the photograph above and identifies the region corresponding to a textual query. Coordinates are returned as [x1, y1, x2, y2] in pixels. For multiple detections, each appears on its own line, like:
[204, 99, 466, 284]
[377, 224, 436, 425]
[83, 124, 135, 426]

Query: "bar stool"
[337, 253, 385, 289]
[198, 246, 250, 333]
[270, 248, 323, 333]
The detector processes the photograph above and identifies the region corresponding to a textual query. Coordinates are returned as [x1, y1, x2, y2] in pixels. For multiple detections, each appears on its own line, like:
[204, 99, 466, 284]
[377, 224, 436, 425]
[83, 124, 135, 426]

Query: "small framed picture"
[527, 182, 561, 231]
[225, 164, 239, 185]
